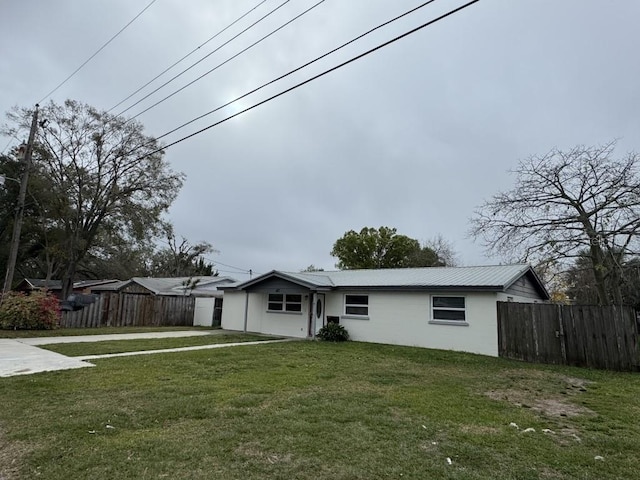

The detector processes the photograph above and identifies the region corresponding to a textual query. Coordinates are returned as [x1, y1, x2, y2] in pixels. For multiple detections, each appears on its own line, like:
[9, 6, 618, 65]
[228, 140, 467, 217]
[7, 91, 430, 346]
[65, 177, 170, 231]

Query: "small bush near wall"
[317, 323, 350, 342]
[0, 291, 61, 330]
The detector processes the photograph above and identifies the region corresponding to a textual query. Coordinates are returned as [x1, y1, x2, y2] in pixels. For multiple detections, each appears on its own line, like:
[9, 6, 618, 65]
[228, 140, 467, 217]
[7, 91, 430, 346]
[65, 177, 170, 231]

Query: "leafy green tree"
[3, 100, 185, 297]
[0, 152, 64, 282]
[331, 226, 446, 269]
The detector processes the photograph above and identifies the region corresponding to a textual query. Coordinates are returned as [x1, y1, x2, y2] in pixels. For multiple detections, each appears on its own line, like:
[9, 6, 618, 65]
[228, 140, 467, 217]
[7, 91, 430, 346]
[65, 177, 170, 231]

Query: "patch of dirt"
[485, 374, 596, 419]
[0, 426, 29, 480]
[485, 388, 594, 418]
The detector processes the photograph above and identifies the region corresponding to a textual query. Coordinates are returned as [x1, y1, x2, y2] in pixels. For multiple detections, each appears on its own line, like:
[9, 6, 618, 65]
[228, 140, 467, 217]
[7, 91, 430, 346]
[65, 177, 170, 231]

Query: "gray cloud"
[2, 0, 640, 280]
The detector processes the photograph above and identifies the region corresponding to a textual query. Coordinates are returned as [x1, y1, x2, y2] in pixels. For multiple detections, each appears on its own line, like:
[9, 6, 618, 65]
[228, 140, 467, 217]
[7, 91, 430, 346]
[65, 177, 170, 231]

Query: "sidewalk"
[1, 330, 290, 378]
[0, 338, 92, 377]
[18, 329, 222, 345]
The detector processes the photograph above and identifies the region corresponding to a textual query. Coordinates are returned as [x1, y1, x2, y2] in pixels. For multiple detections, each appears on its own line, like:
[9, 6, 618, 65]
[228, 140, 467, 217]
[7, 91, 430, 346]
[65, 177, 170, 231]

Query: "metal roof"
[129, 276, 237, 295]
[228, 265, 549, 298]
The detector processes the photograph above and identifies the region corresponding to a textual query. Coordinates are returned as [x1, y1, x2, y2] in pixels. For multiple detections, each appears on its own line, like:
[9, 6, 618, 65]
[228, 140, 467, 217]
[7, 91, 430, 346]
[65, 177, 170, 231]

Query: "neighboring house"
[15, 278, 121, 299]
[117, 276, 237, 327]
[220, 264, 549, 356]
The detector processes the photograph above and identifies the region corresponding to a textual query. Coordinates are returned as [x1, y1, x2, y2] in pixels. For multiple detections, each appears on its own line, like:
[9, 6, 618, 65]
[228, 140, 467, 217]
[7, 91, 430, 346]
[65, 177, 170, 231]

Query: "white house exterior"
[220, 265, 549, 356]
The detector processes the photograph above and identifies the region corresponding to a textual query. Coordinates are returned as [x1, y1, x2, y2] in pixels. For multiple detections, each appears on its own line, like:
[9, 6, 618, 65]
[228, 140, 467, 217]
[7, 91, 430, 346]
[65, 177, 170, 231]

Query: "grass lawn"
[40, 333, 280, 356]
[1, 341, 639, 479]
[0, 326, 216, 338]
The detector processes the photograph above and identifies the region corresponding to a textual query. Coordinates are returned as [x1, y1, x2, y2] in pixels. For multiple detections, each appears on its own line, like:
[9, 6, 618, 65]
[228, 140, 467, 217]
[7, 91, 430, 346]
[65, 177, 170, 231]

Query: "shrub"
[0, 290, 61, 330]
[316, 322, 349, 342]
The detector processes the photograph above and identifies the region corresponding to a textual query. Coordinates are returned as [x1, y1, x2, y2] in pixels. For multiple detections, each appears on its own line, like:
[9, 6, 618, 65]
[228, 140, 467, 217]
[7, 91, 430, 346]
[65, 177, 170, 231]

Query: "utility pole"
[2, 104, 39, 296]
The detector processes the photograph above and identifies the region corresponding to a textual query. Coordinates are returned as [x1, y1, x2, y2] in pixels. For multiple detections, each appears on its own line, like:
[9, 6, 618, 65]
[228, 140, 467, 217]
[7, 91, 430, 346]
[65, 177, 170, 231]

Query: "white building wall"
[221, 291, 247, 331]
[193, 297, 215, 326]
[222, 291, 309, 338]
[224, 289, 532, 356]
[324, 291, 500, 357]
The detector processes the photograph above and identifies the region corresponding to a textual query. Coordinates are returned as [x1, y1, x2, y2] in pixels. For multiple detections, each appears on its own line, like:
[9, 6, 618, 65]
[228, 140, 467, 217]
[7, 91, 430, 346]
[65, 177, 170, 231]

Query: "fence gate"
[497, 302, 640, 371]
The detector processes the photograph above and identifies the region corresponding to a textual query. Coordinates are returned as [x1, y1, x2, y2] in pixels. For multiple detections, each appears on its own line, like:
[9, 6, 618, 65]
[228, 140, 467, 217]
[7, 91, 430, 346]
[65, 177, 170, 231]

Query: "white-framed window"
[344, 294, 368, 316]
[267, 293, 302, 313]
[431, 296, 466, 322]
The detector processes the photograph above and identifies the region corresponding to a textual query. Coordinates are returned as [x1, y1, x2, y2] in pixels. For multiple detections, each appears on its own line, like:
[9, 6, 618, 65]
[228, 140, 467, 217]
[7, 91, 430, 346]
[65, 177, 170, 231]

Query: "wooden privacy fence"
[497, 302, 640, 371]
[61, 292, 196, 328]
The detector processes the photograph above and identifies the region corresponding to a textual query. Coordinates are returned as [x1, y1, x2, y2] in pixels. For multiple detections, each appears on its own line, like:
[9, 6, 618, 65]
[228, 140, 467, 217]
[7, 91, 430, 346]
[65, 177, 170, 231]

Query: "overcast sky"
[2, 0, 639, 280]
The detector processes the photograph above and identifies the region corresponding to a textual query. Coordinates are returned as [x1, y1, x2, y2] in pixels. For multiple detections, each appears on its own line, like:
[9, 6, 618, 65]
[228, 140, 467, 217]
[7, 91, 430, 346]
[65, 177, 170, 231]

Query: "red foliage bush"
[0, 290, 61, 330]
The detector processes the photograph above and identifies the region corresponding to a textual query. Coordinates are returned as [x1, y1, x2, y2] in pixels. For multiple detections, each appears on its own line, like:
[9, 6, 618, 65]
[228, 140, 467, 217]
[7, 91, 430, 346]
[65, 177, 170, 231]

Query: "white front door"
[310, 293, 325, 337]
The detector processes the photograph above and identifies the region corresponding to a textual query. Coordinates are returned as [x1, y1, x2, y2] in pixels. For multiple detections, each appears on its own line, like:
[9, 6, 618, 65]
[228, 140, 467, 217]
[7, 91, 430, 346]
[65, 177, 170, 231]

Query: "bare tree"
[423, 234, 459, 267]
[3, 100, 185, 297]
[150, 225, 217, 277]
[470, 141, 640, 305]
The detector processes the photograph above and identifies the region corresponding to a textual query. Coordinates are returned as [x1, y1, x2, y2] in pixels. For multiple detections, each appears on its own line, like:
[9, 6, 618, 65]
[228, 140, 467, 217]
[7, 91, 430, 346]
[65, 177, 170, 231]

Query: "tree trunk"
[61, 262, 76, 299]
[588, 243, 610, 305]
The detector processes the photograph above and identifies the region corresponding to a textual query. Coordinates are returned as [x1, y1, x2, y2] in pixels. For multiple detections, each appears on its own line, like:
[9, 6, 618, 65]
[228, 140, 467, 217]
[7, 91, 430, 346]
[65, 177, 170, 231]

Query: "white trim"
[428, 320, 469, 327]
[341, 315, 370, 321]
[266, 310, 302, 316]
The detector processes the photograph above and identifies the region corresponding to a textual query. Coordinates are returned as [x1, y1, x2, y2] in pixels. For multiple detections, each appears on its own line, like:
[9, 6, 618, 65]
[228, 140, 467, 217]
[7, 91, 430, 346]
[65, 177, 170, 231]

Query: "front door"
[310, 293, 325, 337]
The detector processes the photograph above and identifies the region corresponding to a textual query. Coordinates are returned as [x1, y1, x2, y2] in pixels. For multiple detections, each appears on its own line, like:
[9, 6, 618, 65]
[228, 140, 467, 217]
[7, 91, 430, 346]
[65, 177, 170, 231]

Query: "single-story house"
[14, 278, 122, 299]
[220, 264, 549, 356]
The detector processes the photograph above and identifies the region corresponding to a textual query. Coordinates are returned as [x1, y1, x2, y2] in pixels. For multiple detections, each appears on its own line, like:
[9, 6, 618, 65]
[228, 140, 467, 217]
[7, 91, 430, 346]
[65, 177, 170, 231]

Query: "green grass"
[0, 326, 215, 338]
[1, 341, 639, 479]
[41, 333, 280, 356]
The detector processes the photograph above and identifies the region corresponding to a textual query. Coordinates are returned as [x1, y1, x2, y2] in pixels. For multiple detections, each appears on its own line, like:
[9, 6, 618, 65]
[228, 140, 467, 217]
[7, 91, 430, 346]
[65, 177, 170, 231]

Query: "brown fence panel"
[498, 302, 640, 371]
[61, 293, 196, 329]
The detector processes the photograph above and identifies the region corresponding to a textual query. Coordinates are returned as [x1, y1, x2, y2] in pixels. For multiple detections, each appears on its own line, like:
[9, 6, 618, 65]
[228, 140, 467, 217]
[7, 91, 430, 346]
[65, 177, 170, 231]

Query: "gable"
[245, 276, 311, 294]
[504, 272, 547, 300]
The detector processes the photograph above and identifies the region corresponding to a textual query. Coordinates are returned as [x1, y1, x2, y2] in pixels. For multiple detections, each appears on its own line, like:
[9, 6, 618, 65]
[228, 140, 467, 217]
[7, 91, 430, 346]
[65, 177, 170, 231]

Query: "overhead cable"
[115, 0, 296, 117]
[116, 0, 441, 159]
[153, 0, 439, 144]
[126, 0, 326, 121]
[37, 0, 158, 104]
[135, 0, 481, 161]
[107, 0, 268, 113]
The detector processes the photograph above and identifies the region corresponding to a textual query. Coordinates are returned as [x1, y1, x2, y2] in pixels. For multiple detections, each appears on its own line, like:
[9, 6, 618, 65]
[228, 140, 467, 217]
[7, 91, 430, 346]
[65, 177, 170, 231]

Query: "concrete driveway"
[0, 338, 92, 377]
[0, 330, 290, 377]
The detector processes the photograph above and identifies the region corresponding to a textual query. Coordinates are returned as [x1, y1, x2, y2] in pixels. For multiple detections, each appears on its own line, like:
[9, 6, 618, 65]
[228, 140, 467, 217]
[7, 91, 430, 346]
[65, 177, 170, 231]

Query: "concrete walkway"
[0, 338, 93, 377]
[1, 330, 289, 378]
[19, 329, 223, 345]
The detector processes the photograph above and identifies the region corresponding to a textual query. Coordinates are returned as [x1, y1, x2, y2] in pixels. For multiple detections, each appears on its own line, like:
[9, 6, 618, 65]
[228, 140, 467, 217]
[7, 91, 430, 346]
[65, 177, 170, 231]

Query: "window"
[345, 294, 368, 316]
[267, 293, 302, 313]
[432, 296, 466, 322]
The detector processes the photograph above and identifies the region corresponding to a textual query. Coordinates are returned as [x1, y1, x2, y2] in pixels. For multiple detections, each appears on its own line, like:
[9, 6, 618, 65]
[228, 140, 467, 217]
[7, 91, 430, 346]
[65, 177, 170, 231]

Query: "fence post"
[557, 304, 567, 364]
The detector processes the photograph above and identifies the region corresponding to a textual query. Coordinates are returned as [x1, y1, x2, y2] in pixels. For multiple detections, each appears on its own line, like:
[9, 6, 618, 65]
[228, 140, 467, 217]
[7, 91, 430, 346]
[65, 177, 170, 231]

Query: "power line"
[204, 257, 259, 277]
[135, 0, 480, 162]
[126, 0, 326, 122]
[1, 138, 14, 155]
[116, 0, 294, 117]
[152, 0, 439, 144]
[151, 238, 253, 273]
[107, 0, 268, 113]
[37, 0, 158, 104]
[204, 257, 253, 274]
[113, 0, 441, 160]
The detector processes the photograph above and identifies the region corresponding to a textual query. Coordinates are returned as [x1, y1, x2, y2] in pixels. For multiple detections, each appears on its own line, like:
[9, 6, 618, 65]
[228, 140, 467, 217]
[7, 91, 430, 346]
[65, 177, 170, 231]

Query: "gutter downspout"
[243, 290, 249, 333]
